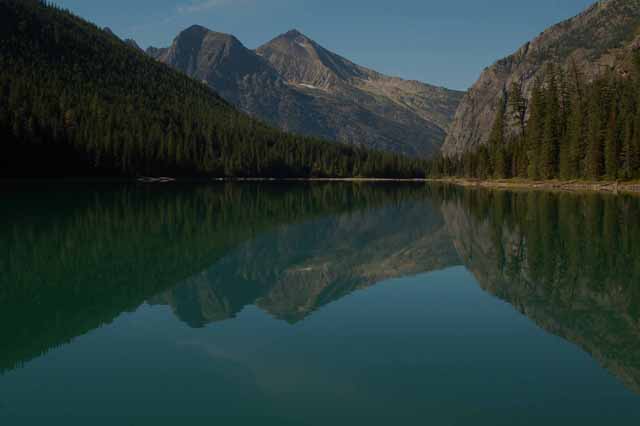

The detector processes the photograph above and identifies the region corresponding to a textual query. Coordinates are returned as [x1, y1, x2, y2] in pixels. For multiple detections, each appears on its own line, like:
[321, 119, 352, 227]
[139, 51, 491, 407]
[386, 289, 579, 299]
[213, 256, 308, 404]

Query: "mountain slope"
[150, 27, 464, 157]
[0, 0, 426, 178]
[257, 30, 459, 133]
[443, 0, 640, 156]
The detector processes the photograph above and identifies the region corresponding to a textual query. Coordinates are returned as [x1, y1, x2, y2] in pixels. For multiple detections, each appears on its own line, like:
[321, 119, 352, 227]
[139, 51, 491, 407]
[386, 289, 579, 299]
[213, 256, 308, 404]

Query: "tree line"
[429, 55, 640, 181]
[0, 0, 428, 179]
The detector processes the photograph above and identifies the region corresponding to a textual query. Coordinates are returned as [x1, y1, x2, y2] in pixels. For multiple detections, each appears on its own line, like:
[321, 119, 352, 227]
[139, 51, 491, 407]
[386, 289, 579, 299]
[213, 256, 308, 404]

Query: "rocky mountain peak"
[155, 25, 260, 79]
[174, 25, 243, 54]
[256, 29, 368, 89]
[282, 29, 304, 39]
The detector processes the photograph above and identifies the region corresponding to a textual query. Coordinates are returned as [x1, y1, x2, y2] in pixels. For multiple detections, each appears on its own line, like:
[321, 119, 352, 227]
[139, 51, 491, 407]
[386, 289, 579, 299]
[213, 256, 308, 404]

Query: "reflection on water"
[0, 183, 427, 373]
[442, 188, 640, 393]
[1, 183, 640, 423]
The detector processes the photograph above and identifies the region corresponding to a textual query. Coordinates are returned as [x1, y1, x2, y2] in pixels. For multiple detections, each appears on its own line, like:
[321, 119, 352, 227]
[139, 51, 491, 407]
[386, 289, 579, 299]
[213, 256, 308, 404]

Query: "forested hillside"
[429, 57, 640, 181]
[0, 0, 427, 178]
[443, 0, 640, 157]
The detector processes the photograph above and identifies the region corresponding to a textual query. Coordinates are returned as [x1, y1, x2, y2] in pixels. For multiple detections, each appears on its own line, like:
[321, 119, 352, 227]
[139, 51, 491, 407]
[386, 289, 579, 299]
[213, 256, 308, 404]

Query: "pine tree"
[488, 97, 507, 179]
[476, 146, 491, 179]
[561, 94, 584, 179]
[604, 107, 620, 179]
[508, 80, 527, 140]
[585, 86, 604, 179]
[621, 117, 634, 180]
[540, 67, 560, 180]
[634, 98, 640, 179]
[526, 80, 545, 179]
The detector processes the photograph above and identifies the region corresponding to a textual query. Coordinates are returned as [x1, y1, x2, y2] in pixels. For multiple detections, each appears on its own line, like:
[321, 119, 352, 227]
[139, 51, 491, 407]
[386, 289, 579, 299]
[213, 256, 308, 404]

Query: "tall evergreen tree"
[585, 85, 604, 179]
[508, 80, 527, 140]
[489, 97, 507, 179]
[540, 67, 560, 180]
[561, 93, 584, 179]
[526, 80, 545, 179]
[621, 117, 635, 180]
[604, 107, 620, 179]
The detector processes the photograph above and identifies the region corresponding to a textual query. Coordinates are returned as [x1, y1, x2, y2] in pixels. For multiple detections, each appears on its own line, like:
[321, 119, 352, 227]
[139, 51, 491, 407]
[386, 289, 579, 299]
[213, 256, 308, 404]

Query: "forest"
[429, 56, 640, 181]
[0, 0, 428, 178]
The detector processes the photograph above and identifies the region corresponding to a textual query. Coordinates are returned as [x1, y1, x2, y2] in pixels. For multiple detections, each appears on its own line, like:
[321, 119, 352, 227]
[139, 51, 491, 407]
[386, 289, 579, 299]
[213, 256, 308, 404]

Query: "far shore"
[3, 177, 640, 194]
[427, 178, 640, 195]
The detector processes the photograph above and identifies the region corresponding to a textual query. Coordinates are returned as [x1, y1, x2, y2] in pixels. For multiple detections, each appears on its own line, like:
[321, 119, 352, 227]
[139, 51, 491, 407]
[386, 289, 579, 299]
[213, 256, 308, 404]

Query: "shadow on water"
[2, 182, 640, 397]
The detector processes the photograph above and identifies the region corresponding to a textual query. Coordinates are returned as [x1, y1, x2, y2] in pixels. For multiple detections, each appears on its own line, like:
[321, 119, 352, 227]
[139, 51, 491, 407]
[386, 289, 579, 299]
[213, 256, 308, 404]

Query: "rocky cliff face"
[148, 27, 464, 157]
[443, 0, 640, 156]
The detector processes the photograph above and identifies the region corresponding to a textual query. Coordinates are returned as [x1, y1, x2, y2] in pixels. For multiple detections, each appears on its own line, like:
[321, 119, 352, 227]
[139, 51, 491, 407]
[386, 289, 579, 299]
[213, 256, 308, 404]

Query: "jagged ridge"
[148, 26, 464, 157]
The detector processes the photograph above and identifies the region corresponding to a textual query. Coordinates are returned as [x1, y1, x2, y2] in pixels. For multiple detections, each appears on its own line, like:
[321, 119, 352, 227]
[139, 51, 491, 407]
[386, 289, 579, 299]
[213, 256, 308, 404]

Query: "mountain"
[148, 27, 464, 158]
[146, 26, 320, 134]
[443, 0, 640, 156]
[0, 0, 426, 179]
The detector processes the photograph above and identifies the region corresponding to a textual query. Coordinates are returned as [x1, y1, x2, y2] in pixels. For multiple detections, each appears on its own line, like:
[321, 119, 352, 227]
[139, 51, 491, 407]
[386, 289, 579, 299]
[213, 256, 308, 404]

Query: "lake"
[1, 182, 640, 425]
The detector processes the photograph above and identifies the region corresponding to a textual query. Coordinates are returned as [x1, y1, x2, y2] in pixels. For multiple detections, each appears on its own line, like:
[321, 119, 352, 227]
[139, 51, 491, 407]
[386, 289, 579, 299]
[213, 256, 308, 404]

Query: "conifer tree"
[604, 107, 620, 179]
[508, 80, 527, 140]
[621, 118, 634, 180]
[585, 87, 604, 179]
[526, 80, 545, 179]
[540, 67, 560, 180]
[634, 99, 640, 178]
[489, 97, 507, 179]
[561, 94, 584, 179]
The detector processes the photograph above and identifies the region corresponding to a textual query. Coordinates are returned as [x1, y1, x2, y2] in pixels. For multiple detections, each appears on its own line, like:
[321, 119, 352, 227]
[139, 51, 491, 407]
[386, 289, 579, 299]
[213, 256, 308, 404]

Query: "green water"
[1, 183, 640, 425]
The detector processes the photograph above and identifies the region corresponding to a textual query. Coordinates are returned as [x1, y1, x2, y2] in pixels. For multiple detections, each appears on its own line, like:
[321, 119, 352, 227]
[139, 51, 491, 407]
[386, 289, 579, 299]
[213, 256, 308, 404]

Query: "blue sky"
[53, 0, 595, 90]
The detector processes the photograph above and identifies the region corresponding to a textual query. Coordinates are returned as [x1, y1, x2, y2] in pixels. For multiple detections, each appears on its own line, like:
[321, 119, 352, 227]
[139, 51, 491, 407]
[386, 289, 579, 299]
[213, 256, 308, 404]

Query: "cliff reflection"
[440, 188, 640, 393]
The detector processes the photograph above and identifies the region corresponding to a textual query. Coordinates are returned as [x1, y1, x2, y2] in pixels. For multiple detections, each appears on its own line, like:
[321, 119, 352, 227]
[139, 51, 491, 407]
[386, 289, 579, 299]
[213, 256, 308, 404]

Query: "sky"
[53, 0, 596, 91]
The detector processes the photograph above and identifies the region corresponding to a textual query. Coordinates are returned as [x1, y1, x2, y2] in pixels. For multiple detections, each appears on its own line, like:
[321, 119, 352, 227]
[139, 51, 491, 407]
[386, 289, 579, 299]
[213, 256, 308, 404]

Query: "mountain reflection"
[149, 193, 458, 325]
[2, 183, 640, 396]
[0, 183, 439, 372]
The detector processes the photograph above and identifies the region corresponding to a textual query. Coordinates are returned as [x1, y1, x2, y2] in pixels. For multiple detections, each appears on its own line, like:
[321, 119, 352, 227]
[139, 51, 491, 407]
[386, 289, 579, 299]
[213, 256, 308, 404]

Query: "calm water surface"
[1, 183, 640, 425]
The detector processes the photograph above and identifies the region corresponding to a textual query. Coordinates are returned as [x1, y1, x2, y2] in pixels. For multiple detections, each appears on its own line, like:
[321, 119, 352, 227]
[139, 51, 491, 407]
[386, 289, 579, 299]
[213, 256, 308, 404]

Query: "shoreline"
[427, 178, 640, 195]
[3, 177, 640, 194]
